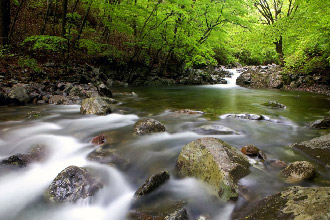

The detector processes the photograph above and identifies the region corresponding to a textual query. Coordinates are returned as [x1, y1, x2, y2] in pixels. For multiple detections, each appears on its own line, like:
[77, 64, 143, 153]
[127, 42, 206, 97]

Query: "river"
[0, 69, 329, 220]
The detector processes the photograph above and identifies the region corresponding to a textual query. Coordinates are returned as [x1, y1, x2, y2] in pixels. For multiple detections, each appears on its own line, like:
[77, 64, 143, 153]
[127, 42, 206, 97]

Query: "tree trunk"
[41, 0, 52, 35]
[275, 36, 284, 66]
[0, 0, 10, 45]
[61, 0, 68, 37]
[8, 0, 26, 41]
[75, 3, 91, 43]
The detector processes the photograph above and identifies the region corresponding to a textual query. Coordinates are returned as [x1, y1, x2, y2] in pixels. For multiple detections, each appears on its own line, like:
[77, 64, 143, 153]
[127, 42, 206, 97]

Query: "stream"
[0, 69, 329, 220]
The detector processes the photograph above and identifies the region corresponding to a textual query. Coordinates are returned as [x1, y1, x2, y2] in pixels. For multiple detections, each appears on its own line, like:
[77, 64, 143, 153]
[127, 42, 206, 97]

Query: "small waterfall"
[223, 69, 241, 87]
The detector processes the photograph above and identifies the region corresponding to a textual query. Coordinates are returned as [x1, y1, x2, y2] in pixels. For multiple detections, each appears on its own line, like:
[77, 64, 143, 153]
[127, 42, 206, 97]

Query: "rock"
[91, 133, 106, 145]
[265, 160, 287, 170]
[80, 97, 116, 115]
[196, 215, 211, 220]
[257, 150, 268, 160]
[174, 109, 204, 114]
[87, 149, 129, 169]
[310, 116, 330, 129]
[98, 83, 113, 97]
[25, 111, 41, 118]
[263, 101, 286, 109]
[134, 119, 166, 135]
[1, 145, 47, 167]
[135, 171, 170, 198]
[281, 161, 315, 182]
[241, 145, 259, 156]
[8, 84, 30, 105]
[225, 114, 265, 120]
[48, 95, 67, 104]
[47, 165, 102, 203]
[291, 134, 330, 166]
[176, 137, 250, 201]
[192, 125, 238, 135]
[165, 208, 189, 220]
[238, 186, 330, 220]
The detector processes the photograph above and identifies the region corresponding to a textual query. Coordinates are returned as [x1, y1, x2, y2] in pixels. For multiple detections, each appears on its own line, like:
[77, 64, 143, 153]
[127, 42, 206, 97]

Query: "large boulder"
[291, 134, 330, 166]
[310, 116, 330, 129]
[47, 165, 102, 203]
[135, 171, 170, 198]
[80, 96, 117, 115]
[134, 119, 166, 135]
[176, 137, 250, 201]
[281, 161, 315, 182]
[7, 84, 30, 105]
[238, 186, 330, 220]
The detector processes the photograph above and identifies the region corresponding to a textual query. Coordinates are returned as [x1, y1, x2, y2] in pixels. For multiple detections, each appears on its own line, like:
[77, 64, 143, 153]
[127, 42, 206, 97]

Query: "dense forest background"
[1, 0, 329, 76]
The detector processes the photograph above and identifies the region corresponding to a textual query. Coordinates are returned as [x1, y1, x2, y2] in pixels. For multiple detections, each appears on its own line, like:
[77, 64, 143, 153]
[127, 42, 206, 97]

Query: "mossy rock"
[239, 186, 330, 220]
[176, 137, 250, 201]
[80, 96, 117, 115]
[134, 119, 166, 135]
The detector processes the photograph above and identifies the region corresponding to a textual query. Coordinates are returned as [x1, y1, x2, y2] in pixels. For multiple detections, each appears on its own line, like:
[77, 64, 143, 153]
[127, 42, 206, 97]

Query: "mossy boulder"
[134, 119, 166, 135]
[239, 186, 330, 220]
[291, 134, 330, 166]
[46, 165, 102, 203]
[176, 137, 250, 201]
[281, 161, 315, 182]
[80, 96, 117, 115]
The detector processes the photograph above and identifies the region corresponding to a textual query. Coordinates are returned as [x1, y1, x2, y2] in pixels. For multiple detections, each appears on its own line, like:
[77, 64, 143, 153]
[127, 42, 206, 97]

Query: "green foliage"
[18, 56, 41, 73]
[22, 35, 67, 53]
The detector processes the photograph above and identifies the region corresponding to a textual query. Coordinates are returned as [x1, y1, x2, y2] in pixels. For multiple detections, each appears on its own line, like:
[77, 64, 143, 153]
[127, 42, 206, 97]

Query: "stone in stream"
[225, 114, 265, 120]
[257, 150, 268, 161]
[192, 125, 239, 135]
[291, 133, 330, 166]
[48, 95, 67, 104]
[87, 149, 129, 169]
[134, 171, 170, 198]
[238, 186, 330, 220]
[176, 137, 250, 201]
[1, 144, 47, 167]
[91, 133, 106, 145]
[134, 118, 166, 135]
[263, 101, 286, 109]
[241, 145, 260, 156]
[164, 208, 189, 220]
[80, 96, 117, 115]
[310, 116, 330, 129]
[173, 109, 204, 114]
[46, 165, 103, 203]
[281, 161, 315, 182]
[264, 159, 287, 170]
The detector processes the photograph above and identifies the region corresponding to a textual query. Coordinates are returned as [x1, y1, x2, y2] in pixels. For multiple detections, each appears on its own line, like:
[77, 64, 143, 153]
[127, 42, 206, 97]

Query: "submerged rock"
[176, 137, 250, 201]
[239, 186, 330, 220]
[263, 101, 286, 109]
[241, 145, 260, 156]
[135, 171, 170, 198]
[134, 119, 166, 135]
[291, 134, 330, 166]
[281, 161, 315, 182]
[47, 165, 102, 203]
[87, 149, 129, 169]
[174, 109, 204, 114]
[25, 111, 42, 118]
[310, 116, 330, 129]
[265, 159, 287, 170]
[192, 125, 239, 135]
[80, 96, 116, 115]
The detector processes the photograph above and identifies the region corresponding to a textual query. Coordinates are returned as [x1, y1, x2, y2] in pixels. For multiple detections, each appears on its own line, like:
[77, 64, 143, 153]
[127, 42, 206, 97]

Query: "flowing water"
[0, 70, 329, 220]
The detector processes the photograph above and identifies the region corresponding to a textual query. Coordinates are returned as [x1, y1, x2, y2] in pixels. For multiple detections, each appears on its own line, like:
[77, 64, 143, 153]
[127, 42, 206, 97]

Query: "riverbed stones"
[176, 137, 250, 201]
[291, 133, 330, 166]
[310, 116, 330, 129]
[134, 119, 166, 135]
[263, 101, 286, 108]
[80, 96, 116, 115]
[238, 186, 330, 220]
[47, 165, 102, 203]
[241, 145, 259, 156]
[135, 171, 170, 198]
[192, 125, 238, 135]
[281, 161, 315, 182]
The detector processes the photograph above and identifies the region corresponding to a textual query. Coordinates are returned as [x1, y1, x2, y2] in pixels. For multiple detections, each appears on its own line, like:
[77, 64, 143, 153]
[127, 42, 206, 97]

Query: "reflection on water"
[0, 85, 329, 220]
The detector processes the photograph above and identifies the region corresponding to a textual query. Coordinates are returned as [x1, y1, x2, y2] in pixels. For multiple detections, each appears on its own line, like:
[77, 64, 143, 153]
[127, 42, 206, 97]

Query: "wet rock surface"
[87, 148, 129, 169]
[291, 134, 330, 166]
[47, 165, 102, 203]
[173, 109, 204, 114]
[134, 119, 166, 135]
[192, 125, 239, 135]
[241, 145, 260, 156]
[224, 114, 265, 120]
[135, 171, 170, 198]
[281, 161, 315, 182]
[164, 208, 189, 220]
[80, 96, 117, 115]
[238, 186, 330, 220]
[310, 116, 330, 129]
[91, 133, 106, 145]
[176, 137, 250, 201]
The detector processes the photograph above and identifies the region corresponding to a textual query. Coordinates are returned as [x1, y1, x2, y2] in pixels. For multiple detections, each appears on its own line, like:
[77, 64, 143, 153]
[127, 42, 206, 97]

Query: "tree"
[254, 0, 298, 65]
[0, 0, 10, 45]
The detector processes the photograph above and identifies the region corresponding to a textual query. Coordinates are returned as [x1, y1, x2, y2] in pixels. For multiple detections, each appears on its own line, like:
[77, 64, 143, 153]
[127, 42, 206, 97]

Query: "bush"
[18, 56, 41, 73]
[22, 35, 67, 54]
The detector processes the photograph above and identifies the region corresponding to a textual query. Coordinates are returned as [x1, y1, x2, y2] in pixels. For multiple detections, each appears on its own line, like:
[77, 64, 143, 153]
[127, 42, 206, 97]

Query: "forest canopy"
[1, 0, 329, 74]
